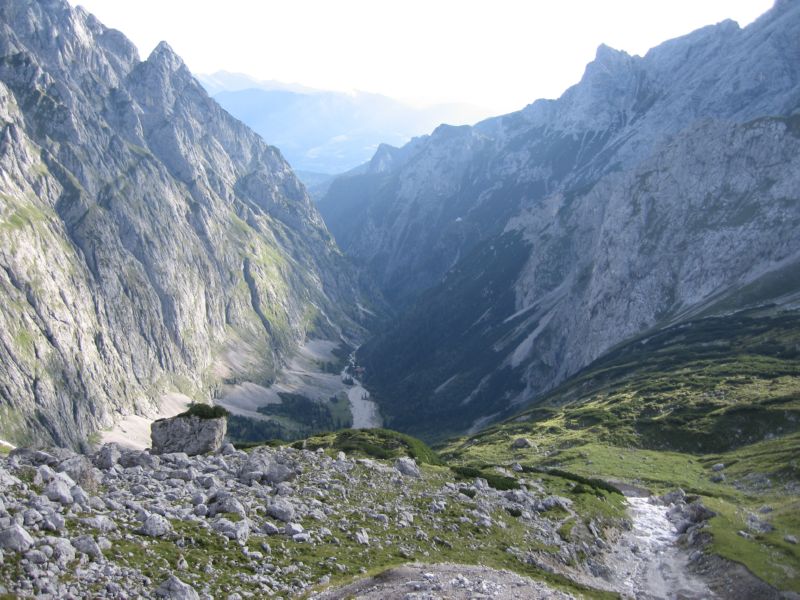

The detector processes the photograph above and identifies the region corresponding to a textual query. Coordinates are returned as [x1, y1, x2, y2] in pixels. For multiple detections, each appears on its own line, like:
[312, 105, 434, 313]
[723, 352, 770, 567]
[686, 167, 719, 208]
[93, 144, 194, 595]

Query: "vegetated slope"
[337, 2, 800, 438]
[0, 0, 371, 448]
[444, 306, 800, 593]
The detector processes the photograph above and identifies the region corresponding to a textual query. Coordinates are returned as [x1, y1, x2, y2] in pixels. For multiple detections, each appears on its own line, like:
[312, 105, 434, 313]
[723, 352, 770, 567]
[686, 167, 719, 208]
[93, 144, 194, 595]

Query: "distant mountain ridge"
[317, 1, 800, 439]
[0, 0, 370, 447]
[197, 71, 490, 175]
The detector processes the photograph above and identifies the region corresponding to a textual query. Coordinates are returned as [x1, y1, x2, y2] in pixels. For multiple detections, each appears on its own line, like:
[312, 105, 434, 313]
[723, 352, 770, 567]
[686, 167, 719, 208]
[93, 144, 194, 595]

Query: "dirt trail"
[310, 563, 574, 599]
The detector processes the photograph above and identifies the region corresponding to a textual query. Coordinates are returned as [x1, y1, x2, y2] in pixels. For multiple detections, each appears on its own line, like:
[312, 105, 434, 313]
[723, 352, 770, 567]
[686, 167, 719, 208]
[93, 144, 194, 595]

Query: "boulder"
[44, 479, 74, 505]
[394, 457, 421, 478]
[94, 444, 122, 470]
[57, 455, 101, 490]
[213, 518, 249, 544]
[71, 535, 103, 559]
[0, 524, 34, 552]
[512, 437, 535, 449]
[266, 499, 295, 523]
[155, 575, 199, 600]
[139, 514, 173, 538]
[151, 414, 226, 456]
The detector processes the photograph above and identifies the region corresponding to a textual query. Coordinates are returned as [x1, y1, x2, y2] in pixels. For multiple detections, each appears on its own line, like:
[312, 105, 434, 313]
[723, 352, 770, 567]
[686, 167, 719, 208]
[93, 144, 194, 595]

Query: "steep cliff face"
[333, 3, 800, 438]
[0, 0, 368, 447]
[321, 4, 800, 307]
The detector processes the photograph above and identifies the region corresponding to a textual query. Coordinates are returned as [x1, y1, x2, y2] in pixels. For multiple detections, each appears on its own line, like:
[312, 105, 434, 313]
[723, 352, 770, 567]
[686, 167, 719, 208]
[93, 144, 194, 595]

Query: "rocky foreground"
[0, 438, 750, 599]
[6, 434, 779, 599]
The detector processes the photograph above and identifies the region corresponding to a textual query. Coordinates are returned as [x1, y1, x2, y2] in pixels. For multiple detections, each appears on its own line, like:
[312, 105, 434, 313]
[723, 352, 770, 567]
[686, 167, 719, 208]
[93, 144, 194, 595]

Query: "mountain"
[0, 0, 371, 448]
[316, 2, 800, 439]
[197, 71, 490, 175]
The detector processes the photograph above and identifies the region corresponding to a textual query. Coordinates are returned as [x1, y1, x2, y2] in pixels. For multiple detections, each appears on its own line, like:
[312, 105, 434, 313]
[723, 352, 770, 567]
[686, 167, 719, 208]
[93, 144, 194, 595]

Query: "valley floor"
[218, 339, 382, 436]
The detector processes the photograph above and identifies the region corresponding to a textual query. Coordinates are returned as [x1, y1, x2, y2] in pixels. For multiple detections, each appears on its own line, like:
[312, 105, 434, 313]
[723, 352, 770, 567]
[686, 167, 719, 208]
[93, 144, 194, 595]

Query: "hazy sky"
[70, 0, 774, 115]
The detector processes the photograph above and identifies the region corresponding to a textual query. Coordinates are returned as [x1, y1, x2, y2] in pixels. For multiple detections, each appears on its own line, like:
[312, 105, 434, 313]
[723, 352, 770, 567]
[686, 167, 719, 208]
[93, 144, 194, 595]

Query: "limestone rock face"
[150, 415, 226, 456]
[332, 2, 800, 436]
[0, 0, 370, 447]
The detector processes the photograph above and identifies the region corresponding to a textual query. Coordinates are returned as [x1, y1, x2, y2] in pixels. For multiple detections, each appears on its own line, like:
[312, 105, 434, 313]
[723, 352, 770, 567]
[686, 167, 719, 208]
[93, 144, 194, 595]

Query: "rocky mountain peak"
[147, 40, 186, 74]
[0, 0, 369, 447]
[323, 3, 800, 439]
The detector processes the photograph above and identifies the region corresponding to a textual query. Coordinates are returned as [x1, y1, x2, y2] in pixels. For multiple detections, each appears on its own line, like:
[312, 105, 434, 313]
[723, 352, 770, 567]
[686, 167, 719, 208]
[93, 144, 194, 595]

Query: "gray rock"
[0, 523, 34, 552]
[355, 529, 370, 545]
[394, 457, 421, 478]
[512, 438, 535, 449]
[57, 455, 100, 490]
[44, 537, 76, 566]
[72, 535, 103, 559]
[25, 548, 48, 564]
[155, 575, 199, 600]
[266, 499, 295, 523]
[785, 534, 798, 545]
[94, 444, 122, 470]
[261, 521, 280, 535]
[119, 451, 159, 469]
[711, 463, 725, 472]
[41, 511, 66, 533]
[284, 522, 304, 536]
[536, 496, 573, 512]
[208, 493, 246, 519]
[151, 415, 227, 456]
[70, 485, 90, 506]
[746, 513, 773, 533]
[81, 515, 118, 533]
[265, 462, 295, 484]
[45, 479, 74, 505]
[139, 514, 173, 537]
[212, 518, 249, 544]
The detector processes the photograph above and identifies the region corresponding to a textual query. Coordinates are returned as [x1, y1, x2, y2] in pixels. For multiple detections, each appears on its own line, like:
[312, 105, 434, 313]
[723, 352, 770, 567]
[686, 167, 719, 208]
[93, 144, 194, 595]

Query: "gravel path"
[310, 563, 575, 599]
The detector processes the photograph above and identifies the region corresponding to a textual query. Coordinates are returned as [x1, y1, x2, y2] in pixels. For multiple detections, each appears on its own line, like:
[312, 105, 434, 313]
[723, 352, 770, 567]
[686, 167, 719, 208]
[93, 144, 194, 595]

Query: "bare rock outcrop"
[150, 414, 226, 456]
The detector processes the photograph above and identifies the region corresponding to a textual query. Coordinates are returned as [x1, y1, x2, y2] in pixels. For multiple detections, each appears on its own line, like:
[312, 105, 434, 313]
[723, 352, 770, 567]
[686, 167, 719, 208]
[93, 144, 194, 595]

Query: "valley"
[0, 0, 798, 598]
[217, 339, 382, 442]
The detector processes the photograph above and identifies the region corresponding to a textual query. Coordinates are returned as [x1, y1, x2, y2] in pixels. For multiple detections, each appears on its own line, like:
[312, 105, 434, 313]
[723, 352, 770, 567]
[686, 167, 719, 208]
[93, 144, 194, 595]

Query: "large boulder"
[155, 575, 199, 600]
[0, 524, 34, 552]
[150, 412, 226, 456]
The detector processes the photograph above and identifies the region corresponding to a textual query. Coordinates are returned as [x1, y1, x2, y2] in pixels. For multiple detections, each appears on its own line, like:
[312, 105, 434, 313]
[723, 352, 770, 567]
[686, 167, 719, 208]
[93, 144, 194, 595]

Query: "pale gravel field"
[100, 392, 191, 450]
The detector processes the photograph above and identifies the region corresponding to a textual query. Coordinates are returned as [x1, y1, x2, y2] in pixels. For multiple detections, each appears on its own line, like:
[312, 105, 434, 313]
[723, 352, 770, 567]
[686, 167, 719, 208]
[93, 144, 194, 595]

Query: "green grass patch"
[174, 403, 230, 420]
[304, 428, 442, 465]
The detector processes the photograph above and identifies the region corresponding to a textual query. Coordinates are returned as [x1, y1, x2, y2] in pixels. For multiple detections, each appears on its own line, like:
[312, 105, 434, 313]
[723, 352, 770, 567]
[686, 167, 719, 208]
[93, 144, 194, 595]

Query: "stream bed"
[606, 495, 713, 599]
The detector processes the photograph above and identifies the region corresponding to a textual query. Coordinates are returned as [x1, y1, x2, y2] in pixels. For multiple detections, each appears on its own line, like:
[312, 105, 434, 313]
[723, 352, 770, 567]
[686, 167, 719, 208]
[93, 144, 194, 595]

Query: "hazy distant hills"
[197, 71, 489, 176]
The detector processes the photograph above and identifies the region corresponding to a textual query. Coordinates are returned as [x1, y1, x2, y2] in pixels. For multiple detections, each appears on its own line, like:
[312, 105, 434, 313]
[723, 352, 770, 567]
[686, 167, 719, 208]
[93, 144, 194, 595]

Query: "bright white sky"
[70, 0, 774, 115]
